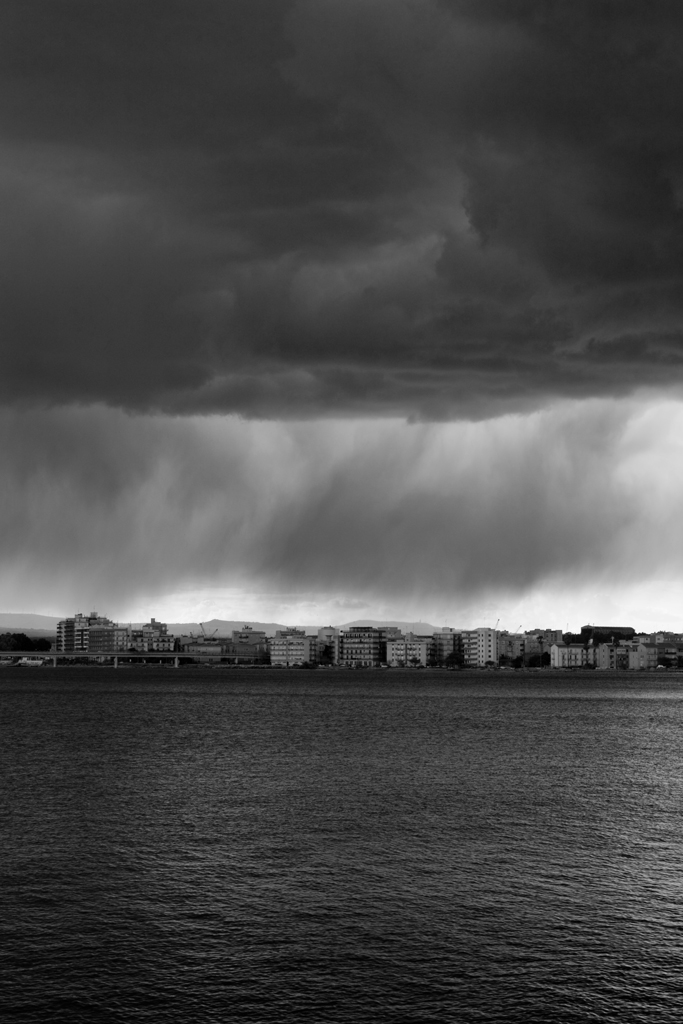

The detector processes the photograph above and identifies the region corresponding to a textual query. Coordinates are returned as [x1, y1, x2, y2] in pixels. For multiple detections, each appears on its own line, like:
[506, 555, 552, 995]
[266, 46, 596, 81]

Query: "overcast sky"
[3, 1, 683, 630]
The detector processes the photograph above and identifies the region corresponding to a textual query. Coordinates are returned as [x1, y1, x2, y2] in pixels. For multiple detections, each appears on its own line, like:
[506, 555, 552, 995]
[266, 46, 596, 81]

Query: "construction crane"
[199, 623, 218, 639]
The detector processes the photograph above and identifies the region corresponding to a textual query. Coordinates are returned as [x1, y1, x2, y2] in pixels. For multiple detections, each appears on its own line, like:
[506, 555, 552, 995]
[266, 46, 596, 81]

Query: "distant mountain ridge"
[0, 613, 295, 638]
[0, 613, 62, 629]
[0, 613, 441, 638]
[338, 619, 439, 633]
[167, 619, 297, 637]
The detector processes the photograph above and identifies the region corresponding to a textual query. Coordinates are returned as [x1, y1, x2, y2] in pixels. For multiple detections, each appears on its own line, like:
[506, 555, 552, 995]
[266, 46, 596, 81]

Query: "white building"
[595, 643, 632, 670]
[550, 643, 589, 668]
[629, 643, 658, 671]
[386, 635, 431, 667]
[461, 628, 499, 667]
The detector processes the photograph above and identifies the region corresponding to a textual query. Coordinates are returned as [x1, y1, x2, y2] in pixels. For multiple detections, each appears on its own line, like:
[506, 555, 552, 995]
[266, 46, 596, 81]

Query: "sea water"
[2, 669, 683, 1022]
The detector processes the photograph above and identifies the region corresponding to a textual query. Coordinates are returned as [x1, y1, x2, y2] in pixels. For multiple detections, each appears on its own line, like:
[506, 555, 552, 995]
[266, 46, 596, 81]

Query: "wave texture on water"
[2, 669, 683, 1022]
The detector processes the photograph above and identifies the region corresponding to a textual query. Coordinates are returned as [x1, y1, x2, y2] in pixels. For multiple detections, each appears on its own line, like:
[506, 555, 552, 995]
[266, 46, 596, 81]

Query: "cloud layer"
[2, 1, 683, 417]
[2, 400, 682, 627]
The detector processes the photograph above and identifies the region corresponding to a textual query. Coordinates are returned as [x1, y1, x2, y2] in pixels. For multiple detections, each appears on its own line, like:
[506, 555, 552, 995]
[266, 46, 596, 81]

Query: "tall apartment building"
[57, 613, 175, 653]
[88, 618, 122, 651]
[317, 626, 340, 664]
[338, 626, 382, 667]
[57, 611, 117, 653]
[461, 628, 499, 667]
[432, 628, 463, 666]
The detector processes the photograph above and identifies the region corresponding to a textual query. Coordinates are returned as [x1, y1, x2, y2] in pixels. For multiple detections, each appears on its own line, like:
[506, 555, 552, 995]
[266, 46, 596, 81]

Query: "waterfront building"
[656, 641, 683, 669]
[461, 628, 499, 667]
[337, 626, 382, 667]
[377, 626, 406, 664]
[231, 625, 268, 646]
[594, 643, 632, 670]
[56, 612, 176, 653]
[228, 640, 269, 663]
[111, 626, 132, 650]
[128, 628, 148, 651]
[523, 631, 564, 661]
[432, 628, 463, 666]
[498, 632, 526, 664]
[628, 643, 658, 671]
[269, 629, 318, 667]
[550, 643, 590, 668]
[114, 619, 176, 652]
[57, 611, 117, 653]
[229, 626, 269, 660]
[88, 624, 118, 653]
[149, 634, 176, 652]
[386, 634, 431, 667]
[183, 640, 223, 657]
[317, 626, 340, 664]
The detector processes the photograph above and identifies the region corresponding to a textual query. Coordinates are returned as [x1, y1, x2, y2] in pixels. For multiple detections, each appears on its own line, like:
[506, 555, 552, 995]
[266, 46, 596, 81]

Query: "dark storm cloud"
[2, 0, 683, 417]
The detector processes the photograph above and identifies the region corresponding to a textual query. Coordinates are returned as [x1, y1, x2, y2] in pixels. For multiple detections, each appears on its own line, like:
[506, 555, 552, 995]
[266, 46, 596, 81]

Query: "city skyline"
[2, 4, 683, 629]
[6, 611, 681, 671]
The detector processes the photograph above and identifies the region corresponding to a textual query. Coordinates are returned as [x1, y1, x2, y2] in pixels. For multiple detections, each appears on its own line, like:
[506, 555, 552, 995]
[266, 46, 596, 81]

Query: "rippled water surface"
[3, 669, 683, 1022]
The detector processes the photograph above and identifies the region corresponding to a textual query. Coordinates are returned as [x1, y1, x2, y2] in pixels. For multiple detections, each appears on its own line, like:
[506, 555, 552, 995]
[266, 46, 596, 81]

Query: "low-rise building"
[184, 641, 223, 657]
[595, 643, 632, 670]
[629, 643, 658, 671]
[498, 632, 526, 664]
[232, 626, 268, 646]
[656, 642, 683, 669]
[550, 643, 591, 668]
[526, 629, 564, 647]
[229, 626, 269, 660]
[150, 634, 176, 652]
[386, 634, 431, 667]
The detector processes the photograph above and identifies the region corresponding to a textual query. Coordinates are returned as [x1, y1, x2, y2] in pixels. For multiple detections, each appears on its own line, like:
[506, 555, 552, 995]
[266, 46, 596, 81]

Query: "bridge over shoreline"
[1, 651, 263, 667]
